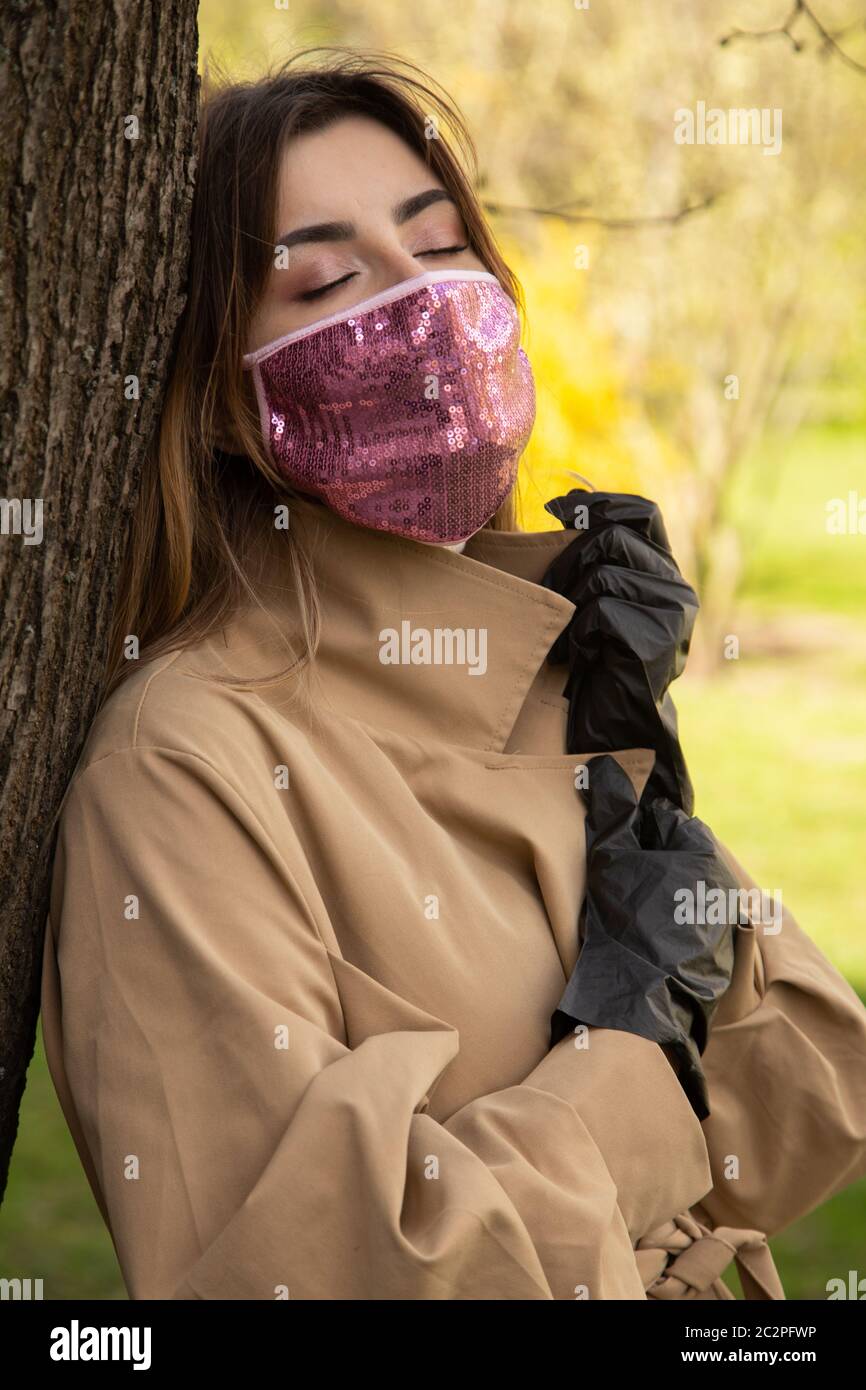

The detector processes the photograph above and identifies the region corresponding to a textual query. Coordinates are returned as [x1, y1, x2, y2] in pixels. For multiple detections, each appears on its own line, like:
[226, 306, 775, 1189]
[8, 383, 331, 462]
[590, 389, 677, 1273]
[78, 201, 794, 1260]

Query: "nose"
[367, 241, 434, 296]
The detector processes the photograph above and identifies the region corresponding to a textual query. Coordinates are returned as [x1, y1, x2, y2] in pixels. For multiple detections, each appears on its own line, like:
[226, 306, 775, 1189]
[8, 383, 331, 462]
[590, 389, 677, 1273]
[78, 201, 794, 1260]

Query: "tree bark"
[0, 0, 199, 1201]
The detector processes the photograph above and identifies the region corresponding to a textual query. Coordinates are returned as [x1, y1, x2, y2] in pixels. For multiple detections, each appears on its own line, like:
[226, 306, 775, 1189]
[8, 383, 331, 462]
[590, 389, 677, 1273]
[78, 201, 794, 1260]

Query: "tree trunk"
[0, 0, 199, 1201]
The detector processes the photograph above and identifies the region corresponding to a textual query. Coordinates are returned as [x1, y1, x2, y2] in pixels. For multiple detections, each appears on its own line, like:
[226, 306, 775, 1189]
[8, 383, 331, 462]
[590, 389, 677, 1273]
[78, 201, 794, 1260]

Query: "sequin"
[242, 270, 536, 544]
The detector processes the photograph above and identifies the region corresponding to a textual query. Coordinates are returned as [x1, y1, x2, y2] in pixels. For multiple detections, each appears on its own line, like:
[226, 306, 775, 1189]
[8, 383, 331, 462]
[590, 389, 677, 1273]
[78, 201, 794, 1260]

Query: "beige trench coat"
[41, 492, 866, 1300]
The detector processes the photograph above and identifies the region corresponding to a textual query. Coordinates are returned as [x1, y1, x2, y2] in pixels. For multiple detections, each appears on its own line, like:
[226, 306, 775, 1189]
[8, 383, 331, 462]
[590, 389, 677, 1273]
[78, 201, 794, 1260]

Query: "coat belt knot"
[635, 1210, 786, 1300]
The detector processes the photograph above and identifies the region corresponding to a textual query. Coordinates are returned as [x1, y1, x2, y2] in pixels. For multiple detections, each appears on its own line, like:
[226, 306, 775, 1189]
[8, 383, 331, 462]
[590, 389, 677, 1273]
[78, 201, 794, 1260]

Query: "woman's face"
[246, 114, 488, 354]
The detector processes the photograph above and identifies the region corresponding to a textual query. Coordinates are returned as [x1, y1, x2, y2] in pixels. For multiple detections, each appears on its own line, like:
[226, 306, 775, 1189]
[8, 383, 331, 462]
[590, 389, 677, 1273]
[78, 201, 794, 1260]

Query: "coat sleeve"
[44, 744, 713, 1301]
[690, 836, 866, 1238]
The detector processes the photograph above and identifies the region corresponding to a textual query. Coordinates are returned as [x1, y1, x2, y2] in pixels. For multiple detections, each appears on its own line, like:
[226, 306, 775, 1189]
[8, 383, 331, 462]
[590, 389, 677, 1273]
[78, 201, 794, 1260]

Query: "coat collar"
[212, 491, 579, 754]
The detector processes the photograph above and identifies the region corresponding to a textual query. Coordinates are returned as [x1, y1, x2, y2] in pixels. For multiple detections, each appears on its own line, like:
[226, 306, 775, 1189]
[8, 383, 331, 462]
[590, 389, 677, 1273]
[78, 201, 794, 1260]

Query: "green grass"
[678, 645, 866, 985]
[727, 422, 866, 617]
[2, 1024, 126, 1299]
[2, 422, 864, 1300]
[677, 421, 866, 1299]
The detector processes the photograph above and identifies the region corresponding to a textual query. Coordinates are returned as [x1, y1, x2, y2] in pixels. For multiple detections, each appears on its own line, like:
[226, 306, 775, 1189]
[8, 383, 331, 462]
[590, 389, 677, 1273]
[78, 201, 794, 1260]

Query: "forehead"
[273, 114, 447, 229]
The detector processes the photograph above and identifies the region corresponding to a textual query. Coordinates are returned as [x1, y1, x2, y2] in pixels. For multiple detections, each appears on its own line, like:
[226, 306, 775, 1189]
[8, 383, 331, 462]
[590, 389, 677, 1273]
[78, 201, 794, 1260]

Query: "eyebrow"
[275, 188, 457, 252]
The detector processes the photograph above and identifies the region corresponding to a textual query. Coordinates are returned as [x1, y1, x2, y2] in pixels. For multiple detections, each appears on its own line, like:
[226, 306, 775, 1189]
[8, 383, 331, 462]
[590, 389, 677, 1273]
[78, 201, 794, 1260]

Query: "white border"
[242, 268, 500, 368]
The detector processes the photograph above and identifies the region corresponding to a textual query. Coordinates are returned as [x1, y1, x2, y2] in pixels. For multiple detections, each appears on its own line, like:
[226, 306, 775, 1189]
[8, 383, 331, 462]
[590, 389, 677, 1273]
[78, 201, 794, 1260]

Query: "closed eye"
[299, 271, 358, 302]
[299, 246, 470, 302]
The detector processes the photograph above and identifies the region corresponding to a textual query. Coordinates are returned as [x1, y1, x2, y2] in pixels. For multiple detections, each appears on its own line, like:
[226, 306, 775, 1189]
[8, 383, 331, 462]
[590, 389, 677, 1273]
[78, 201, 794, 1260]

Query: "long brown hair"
[102, 47, 526, 708]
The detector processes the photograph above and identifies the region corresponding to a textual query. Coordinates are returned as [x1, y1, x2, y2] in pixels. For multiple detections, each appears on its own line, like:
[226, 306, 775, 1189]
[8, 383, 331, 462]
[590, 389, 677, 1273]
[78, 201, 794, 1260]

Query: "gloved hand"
[542, 489, 699, 814]
[550, 752, 740, 1121]
[540, 489, 739, 1120]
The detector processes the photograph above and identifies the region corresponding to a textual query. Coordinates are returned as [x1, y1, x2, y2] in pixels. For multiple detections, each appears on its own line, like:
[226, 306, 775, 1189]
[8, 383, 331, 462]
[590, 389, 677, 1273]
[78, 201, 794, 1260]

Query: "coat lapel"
[217, 491, 582, 755]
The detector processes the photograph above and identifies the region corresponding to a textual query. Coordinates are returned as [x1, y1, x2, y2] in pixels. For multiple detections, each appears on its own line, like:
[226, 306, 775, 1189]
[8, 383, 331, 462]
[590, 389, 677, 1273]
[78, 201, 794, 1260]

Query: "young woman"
[41, 50, 866, 1301]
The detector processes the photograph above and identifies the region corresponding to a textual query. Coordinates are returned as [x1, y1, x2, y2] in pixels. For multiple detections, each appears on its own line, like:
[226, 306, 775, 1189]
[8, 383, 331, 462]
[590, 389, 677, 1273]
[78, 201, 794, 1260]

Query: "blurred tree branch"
[482, 194, 719, 228]
[720, 1, 866, 75]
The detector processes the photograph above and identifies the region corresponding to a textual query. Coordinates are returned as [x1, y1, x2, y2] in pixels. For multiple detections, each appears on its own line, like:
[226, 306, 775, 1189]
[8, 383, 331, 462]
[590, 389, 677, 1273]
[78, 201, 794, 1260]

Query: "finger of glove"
[543, 536, 686, 611]
[564, 577, 699, 649]
[568, 524, 685, 583]
[545, 490, 673, 555]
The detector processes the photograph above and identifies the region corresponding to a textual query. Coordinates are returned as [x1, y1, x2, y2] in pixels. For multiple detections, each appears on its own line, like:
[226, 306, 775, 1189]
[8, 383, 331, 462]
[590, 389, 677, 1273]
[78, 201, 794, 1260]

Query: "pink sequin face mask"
[242, 268, 536, 544]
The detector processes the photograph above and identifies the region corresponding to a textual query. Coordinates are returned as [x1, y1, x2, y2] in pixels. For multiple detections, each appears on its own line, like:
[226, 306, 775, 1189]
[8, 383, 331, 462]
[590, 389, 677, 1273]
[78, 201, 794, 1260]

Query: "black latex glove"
[549, 754, 740, 1121]
[540, 489, 741, 1120]
[542, 489, 699, 814]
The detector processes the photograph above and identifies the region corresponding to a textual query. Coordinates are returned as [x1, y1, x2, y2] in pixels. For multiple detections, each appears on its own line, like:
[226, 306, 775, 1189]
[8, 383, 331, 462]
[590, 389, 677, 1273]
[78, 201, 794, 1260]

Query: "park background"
[4, 0, 865, 1298]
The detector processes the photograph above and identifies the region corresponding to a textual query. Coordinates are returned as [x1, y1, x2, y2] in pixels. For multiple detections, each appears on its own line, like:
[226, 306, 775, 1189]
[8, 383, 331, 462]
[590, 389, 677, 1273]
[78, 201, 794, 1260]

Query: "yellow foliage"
[504, 222, 670, 530]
